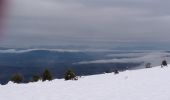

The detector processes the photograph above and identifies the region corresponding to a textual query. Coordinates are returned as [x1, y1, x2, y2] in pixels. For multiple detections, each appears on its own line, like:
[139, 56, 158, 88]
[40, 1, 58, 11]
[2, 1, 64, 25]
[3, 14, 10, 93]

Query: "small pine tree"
[32, 75, 41, 82]
[161, 60, 168, 67]
[64, 69, 76, 80]
[11, 74, 23, 83]
[42, 69, 52, 81]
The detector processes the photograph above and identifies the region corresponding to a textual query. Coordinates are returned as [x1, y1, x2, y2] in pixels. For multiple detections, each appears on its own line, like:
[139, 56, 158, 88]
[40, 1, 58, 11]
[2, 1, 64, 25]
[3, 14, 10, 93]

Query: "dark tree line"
[11, 69, 53, 83]
[10, 69, 78, 83]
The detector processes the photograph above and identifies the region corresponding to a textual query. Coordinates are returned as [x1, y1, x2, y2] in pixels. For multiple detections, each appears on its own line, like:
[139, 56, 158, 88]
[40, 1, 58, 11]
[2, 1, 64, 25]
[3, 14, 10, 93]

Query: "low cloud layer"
[75, 51, 170, 67]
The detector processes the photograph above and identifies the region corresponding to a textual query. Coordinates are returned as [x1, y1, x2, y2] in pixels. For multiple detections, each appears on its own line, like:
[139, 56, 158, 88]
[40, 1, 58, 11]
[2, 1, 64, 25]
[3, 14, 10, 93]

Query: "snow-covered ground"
[0, 65, 170, 100]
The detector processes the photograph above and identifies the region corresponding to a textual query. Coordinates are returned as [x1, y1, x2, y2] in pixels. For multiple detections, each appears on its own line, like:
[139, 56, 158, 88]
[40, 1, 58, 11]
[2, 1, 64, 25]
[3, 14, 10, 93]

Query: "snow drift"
[0, 65, 170, 100]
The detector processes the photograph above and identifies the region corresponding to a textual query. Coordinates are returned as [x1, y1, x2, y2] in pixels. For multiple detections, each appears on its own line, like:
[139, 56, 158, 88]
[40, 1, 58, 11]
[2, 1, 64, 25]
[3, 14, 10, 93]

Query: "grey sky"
[1, 0, 170, 47]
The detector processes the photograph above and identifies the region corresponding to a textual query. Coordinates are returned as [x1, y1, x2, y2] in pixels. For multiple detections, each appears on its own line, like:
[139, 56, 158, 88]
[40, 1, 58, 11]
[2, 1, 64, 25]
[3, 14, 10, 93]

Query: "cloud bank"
[75, 51, 170, 67]
[1, 0, 170, 47]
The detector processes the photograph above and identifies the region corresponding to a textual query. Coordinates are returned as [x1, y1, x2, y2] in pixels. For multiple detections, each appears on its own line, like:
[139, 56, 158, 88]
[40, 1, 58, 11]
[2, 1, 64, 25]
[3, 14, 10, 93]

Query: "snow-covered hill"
[0, 66, 170, 100]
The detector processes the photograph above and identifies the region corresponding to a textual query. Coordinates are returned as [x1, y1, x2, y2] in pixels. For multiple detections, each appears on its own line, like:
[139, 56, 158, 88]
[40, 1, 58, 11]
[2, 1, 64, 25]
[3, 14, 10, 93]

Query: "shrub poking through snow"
[105, 68, 114, 73]
[161, 60, 168, 67]
[32, 75, 41, 82]
[114, 69, 119, 74]
[64, 69, 77, 80]
[11, 74, 23, 83]
[145, 63, 152, 68]
[42, 69, 52, 81]
[105, 70, 111, 73]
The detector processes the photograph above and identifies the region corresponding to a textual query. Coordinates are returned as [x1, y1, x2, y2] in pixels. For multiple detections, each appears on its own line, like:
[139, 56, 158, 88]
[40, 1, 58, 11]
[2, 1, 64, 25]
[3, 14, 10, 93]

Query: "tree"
[161, 60, 168, 67]
[42, 69, 52, 81]
[11, 74, 23, 83]
[145, 63, 151, 68]
[64, 69, 77, 80]
[32, 75, 41, 82]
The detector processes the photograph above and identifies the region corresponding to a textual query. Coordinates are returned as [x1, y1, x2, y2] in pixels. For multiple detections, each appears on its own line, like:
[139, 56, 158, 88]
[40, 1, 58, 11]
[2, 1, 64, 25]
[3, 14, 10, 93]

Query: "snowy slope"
[0, 66, 170, 100]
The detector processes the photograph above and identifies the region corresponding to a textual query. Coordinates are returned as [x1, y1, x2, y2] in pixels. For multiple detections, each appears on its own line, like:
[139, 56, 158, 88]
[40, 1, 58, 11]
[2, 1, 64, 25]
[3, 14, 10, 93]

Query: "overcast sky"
[1, 0, 170, 47]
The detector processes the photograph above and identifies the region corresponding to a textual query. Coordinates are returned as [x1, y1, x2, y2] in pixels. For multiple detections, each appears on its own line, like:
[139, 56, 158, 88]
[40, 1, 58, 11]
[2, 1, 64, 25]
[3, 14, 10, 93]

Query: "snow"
[0, 66, 170, 100]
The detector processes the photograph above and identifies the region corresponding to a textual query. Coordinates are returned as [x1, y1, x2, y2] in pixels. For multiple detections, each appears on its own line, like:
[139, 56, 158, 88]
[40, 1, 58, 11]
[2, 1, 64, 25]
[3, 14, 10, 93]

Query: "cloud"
[1, 0, 170, 46]
[0, 48, 82, 53]
[75, 52, 170, 67]
[0, 48, 115, 53]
